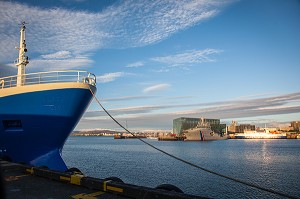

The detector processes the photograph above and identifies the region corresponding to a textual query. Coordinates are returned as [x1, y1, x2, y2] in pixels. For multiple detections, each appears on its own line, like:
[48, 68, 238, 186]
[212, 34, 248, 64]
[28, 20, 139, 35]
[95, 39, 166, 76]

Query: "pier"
[1, 160, 206, 199]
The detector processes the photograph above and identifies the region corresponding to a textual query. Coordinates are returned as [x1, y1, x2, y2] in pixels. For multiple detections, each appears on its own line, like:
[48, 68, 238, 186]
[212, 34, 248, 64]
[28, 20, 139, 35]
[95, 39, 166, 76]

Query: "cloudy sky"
[0, 0, 299, 130]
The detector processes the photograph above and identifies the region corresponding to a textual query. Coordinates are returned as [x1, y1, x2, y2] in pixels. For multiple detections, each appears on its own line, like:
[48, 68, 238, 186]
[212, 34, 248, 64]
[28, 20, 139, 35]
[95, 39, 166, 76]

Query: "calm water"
[62, 137, 300, 198]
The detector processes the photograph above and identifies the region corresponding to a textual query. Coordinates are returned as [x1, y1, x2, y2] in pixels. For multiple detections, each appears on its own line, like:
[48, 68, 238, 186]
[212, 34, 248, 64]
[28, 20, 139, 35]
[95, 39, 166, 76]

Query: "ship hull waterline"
[0, 82, 96, 171]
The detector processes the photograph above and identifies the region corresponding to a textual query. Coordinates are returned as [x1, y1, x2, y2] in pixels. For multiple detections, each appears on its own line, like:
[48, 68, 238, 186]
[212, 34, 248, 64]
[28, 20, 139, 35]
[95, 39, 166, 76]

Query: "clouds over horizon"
[0, 0, 232, 74]
[79, 92, 300, 130]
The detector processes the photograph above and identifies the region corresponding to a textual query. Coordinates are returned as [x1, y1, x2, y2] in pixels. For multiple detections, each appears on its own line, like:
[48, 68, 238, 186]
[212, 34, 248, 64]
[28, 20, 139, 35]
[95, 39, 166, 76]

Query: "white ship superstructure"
[183, 118, 227, 141]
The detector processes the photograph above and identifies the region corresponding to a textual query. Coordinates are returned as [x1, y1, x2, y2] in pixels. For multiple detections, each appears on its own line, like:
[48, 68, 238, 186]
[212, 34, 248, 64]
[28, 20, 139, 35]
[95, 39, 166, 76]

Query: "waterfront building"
[227, 121, 255, 133]
[227, 121, 238, 133]
[173, 117, 226, 136]
[279, 126, 294, 132]
[291, 121, 300, 131]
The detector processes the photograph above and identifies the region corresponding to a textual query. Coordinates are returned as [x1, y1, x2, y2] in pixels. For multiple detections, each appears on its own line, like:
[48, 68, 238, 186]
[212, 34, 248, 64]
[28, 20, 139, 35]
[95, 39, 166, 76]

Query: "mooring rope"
[88, 86, 298, 199]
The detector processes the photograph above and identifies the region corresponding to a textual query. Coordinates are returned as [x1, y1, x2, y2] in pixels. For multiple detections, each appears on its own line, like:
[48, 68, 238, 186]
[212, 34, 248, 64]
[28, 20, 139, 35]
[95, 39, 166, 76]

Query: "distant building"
[173, 117, 226, 136]
[227, 121, 238, 133]
[279, 126, 293, 132]
[227, 121, 255, 133]
[291, 121, 300, 131]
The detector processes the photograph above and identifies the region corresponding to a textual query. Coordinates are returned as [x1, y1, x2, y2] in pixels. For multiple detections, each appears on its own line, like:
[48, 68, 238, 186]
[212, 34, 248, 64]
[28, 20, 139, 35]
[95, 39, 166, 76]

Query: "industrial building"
[173, 117, 226, 136]
[227, 121, 255, 133]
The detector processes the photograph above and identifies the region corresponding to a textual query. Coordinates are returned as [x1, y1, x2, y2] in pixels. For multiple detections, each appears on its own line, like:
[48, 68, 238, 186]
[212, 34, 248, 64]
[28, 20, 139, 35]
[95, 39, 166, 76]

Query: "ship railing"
[0, 70, 96, 89]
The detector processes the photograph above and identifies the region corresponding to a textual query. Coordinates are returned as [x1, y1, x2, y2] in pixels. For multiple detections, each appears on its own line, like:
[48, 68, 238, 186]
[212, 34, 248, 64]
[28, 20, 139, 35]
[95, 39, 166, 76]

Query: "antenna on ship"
[15, 21, 29, 86]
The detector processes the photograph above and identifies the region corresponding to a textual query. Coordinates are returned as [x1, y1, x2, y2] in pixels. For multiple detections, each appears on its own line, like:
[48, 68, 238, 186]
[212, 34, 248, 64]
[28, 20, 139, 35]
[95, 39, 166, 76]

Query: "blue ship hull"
[0, 83, 96, 171]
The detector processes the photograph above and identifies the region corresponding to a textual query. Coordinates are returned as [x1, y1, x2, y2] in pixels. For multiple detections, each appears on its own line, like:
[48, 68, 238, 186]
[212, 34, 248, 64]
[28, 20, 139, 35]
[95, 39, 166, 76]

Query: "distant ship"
[234, 129, 287, 139]
[0, 22, 97, 171]
[183, 118, 227, 141]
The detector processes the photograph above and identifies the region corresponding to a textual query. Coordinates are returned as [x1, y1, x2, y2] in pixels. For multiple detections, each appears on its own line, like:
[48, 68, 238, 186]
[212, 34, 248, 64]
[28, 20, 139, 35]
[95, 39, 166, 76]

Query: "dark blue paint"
[0, 87, 95, 171]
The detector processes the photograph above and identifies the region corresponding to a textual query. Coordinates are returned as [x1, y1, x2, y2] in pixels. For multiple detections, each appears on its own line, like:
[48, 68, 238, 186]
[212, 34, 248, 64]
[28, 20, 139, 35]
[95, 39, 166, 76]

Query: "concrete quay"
[0, 160, 207, 199]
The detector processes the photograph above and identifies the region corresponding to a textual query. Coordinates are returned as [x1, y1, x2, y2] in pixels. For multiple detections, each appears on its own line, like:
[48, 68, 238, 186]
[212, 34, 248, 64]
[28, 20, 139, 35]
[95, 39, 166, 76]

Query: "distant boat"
[146, 136, 158, 140]
[183, 118, 227, 141]
[114, 133, 147, 139]
[0, 22, 97, 171]
[234, 129, 287, 139]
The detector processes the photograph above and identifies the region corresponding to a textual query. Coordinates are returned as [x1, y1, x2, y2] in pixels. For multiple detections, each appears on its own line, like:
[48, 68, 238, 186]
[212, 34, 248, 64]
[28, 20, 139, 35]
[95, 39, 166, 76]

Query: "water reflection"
[62, 137, 300, 198]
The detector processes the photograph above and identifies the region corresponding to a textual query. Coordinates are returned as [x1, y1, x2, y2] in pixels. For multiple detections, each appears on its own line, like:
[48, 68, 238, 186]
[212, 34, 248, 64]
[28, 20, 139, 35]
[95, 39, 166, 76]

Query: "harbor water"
[62, 137, 300, 198]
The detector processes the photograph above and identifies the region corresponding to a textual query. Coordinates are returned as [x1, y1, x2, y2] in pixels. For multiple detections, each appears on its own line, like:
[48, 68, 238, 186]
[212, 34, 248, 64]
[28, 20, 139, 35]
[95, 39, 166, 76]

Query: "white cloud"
[143, 83, 170, 93]
[28, 56, 93, 71]
[126, 48, 222, 72]
[125, 61, 144, 68]
[101, 95, 156, 102]
[97, 72, 126, 83]
[0, 0, 232, 74]
[41, 51, 72, 59]
[151, 49, 223, 66]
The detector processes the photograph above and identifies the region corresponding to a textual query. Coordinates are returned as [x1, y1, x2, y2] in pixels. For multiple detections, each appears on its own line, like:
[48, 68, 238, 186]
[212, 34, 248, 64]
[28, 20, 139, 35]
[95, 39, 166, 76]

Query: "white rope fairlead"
[88, 86, 297, 199]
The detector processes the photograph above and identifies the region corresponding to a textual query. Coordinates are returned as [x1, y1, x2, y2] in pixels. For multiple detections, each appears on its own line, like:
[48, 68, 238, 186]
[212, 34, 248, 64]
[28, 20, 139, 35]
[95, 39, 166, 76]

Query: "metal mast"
[15, 21, 29, 86]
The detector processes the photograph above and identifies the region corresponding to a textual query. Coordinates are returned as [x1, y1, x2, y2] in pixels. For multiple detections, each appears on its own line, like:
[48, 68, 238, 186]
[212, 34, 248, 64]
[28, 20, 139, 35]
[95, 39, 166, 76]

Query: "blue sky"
[0, 0, 300, 130]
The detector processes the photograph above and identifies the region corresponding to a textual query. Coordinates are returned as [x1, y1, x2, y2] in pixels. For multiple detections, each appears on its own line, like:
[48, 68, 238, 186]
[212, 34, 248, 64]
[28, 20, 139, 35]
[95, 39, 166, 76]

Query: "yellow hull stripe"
[60, 176, 71, 182]
[5, 174, 29, 182]
[103, 180, 110, 191]
[0, 82, 91, 98]
[106, 185, 123, 193]
[72, 191, 104, 199]
[103, 180, 123, 193]
[70, 174, 83, 185]
[26, 167, 34, 174]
